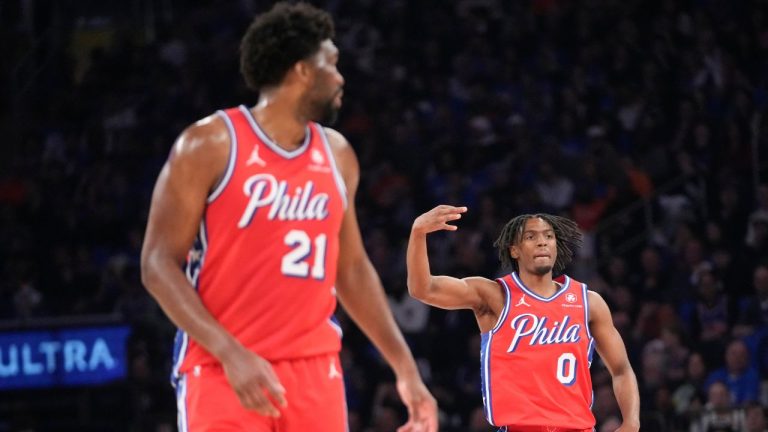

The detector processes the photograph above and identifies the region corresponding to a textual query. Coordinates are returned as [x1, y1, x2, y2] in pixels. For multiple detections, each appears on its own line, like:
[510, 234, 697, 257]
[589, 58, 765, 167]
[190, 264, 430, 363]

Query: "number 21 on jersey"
[281, 229, 327, 279]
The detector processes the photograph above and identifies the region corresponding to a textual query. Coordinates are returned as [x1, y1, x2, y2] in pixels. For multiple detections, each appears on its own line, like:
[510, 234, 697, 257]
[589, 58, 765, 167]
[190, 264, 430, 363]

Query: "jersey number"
[556, 352, 577, 385]
[281, 230, 327, 279]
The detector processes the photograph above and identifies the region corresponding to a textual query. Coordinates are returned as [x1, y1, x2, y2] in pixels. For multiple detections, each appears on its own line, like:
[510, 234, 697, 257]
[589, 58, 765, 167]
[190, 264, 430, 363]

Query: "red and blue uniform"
[481, 272, 596, 432]
[174, 105, 348, 431]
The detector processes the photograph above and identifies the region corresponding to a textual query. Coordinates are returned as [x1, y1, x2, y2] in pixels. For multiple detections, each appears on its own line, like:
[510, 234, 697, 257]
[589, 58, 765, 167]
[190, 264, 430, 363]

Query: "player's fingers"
[437, 205, 467, 214]
[236, 389, 261, 413]
[265, 381, 287, 408]
[412, 397, 438, 432]
[261, 370, 287, 408]
[411, 406, 433, 432]
[440, 211, 462, 224]
[245, 386, 281, 417]
[255, 393, 282, 417]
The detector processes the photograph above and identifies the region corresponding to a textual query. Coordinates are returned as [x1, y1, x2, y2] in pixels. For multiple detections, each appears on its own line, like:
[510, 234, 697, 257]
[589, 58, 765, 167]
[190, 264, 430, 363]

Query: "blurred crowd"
[1, 0, 768, 431]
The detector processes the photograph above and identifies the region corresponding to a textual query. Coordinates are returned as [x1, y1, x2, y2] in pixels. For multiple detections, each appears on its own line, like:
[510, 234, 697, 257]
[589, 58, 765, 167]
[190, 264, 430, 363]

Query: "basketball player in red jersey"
[407, 205, 640, 432]
[140, 3, 437, 431]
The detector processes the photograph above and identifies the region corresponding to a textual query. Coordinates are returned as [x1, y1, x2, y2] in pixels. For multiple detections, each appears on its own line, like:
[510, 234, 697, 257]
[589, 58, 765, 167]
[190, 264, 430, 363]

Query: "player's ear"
[291, 60, 313, 84]
[509, 245, 519, 260]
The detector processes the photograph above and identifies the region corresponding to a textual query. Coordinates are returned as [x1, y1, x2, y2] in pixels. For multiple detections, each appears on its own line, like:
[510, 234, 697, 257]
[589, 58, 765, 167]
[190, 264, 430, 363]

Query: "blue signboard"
[0, 325, 131, 390]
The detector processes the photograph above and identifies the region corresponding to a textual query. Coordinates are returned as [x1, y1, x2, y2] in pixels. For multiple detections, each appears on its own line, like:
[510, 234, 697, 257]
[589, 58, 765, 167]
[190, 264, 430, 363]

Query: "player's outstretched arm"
[325, 128, 438, 432]
[588, 290, 640, 432]
[407, 205, 495, 311]
[141, 117, 286, 417]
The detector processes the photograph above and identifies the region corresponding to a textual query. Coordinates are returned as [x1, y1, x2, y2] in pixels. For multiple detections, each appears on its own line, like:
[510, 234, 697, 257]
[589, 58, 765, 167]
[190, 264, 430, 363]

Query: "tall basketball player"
[407, 205, 640, 432]
[140, 3, 437, 431]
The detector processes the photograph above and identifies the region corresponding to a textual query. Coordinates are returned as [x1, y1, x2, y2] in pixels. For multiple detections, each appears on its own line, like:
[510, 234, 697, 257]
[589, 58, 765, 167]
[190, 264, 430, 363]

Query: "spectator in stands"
[3, 0, 767, 429]
[673, 352, 709, 430]
[690, 381, 745, 432]
[744, 403, 768, 432]
[704, 339, 761, 405]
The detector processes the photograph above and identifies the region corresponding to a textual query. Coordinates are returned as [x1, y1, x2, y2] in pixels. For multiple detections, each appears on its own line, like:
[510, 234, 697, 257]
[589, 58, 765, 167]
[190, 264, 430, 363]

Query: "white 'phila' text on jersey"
[238, 173, 330, 227]
[506, 313, 581, 353]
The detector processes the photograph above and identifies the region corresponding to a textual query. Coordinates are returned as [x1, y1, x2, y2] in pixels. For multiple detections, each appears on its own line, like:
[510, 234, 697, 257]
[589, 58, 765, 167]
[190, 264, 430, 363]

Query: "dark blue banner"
[0, 325, 131, 390]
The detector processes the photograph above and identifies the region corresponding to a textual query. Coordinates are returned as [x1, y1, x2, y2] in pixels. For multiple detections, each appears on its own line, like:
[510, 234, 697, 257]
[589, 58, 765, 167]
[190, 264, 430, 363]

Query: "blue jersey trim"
[582, 282, 592, 339]
[173, 220, 208, 384]
[328, 315, 344, 338]
[175, 374, 189, 432]
[480, 332, 495, 425]
[491, 278, 512, 334]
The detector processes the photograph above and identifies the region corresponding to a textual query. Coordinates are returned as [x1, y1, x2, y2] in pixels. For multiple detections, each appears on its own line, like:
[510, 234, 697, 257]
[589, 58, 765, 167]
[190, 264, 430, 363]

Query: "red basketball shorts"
[176, 352, 347, 431]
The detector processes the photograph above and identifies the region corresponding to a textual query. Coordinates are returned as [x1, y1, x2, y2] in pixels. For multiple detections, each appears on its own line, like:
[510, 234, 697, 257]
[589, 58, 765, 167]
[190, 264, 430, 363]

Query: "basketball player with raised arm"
[407, 205, 640, 432]
[140, 3, 437, 431]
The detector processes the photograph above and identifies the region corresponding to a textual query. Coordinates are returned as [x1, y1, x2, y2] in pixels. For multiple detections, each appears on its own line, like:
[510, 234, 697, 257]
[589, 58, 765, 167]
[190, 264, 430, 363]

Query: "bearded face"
[302, 40, 344, 125]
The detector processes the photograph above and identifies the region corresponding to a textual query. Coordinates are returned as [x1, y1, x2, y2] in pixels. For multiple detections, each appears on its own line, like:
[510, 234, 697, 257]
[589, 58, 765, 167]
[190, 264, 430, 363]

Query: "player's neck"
[517, 271, 557, 298]
[251, 97, 308, 151]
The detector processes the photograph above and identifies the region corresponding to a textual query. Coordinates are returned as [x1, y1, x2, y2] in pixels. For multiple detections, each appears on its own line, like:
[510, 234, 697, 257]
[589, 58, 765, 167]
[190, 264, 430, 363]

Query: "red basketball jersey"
[481, 272, 596, 429]
[173, 106, 347, 376]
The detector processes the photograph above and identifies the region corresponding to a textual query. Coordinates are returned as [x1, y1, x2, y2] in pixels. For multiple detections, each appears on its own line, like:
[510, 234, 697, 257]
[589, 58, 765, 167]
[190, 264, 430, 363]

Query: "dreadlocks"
[493, 214, 583, 275]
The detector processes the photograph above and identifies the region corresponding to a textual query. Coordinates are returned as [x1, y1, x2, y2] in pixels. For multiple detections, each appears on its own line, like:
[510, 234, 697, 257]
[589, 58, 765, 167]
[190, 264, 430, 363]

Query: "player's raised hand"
[412, 205, 467, 235]
[396, 375, 439, 432]
[220, 345, 287, 417]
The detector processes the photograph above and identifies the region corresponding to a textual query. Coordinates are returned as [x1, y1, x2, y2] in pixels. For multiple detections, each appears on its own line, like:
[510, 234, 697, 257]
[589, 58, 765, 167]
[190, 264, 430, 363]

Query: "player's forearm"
[406, 230, 434, 300]
[612, 368, 641, 430]
[141, 255, 244, 362]
[336, 259, 420, 379]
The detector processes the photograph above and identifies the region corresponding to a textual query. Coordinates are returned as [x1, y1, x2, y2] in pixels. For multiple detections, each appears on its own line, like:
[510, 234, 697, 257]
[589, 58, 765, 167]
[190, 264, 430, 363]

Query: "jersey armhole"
[207, 110, 238, 203]
[582, 282, 593, 340]
[316, 125, 349, 210]
[490, 278, 512, 334]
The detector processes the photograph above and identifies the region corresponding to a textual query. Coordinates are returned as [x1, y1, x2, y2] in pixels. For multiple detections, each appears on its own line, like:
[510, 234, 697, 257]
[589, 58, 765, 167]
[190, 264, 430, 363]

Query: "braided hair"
[493, 214, 583, 274]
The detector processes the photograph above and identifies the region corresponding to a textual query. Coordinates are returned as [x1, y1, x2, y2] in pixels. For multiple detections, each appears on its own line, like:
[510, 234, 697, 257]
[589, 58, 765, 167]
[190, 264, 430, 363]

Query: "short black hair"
[240, 2, 334, 91]
[493, 214, 582, 274]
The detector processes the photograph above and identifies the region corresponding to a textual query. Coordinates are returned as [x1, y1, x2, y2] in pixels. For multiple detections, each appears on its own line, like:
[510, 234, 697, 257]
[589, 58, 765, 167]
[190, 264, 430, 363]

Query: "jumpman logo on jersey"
[328, 359, 342, 379]
[515, 294, 531, 307]
[246, 144, 266, 167]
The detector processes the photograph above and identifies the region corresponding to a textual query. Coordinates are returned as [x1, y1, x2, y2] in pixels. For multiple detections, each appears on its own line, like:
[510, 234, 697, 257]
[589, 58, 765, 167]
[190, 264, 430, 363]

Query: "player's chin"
[533, 265, 553, 276]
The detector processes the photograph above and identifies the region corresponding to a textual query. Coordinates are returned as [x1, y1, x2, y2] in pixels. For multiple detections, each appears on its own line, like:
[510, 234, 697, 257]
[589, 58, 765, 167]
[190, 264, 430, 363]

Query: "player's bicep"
[143, 120, 228, 265]
[325, 128, 367, 268]
[420, 276, 493, 311]
[144, 161, 207, 263]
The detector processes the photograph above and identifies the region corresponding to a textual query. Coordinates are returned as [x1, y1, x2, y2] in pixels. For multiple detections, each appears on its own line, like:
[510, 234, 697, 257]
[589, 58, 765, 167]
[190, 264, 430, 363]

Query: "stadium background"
[1, 0, 767, 431]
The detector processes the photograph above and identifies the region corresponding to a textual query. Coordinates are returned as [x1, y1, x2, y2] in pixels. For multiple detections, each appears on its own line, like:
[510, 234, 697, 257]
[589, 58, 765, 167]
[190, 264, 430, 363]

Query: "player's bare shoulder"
[173, 114, 229, 160]
[466, 276, 506, 316]
[321, 127, 351, 150]
[322, 127, 357, 181]
[586, 289, 611, 324]
[586, 290, 607, 306]
[167, 114, 231, 186]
